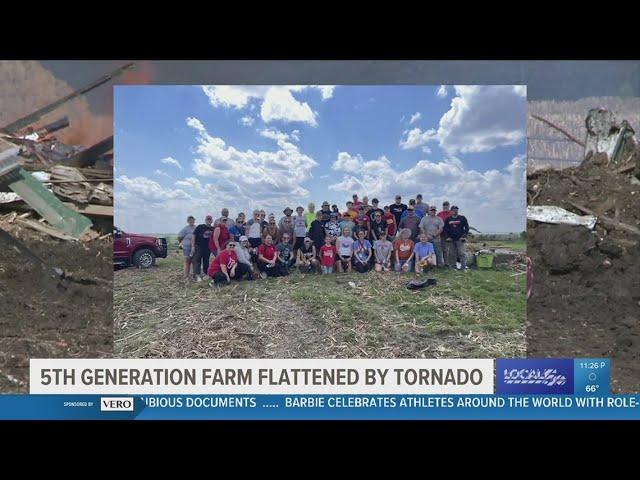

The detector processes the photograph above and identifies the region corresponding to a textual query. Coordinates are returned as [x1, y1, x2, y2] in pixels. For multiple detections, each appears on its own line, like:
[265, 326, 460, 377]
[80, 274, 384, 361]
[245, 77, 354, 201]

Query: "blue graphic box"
[496, 359, 574, 394]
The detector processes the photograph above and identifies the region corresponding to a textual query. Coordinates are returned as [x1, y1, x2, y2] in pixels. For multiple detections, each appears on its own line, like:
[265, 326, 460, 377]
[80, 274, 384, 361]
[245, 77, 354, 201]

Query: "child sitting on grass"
[414, 232, 437, 274]
[373, 231, 393, 272]
[336, 227, 354, 273]
[394, 228, 415, 272]
[319, 236, 337, 274]
[352, 229, 372, 273]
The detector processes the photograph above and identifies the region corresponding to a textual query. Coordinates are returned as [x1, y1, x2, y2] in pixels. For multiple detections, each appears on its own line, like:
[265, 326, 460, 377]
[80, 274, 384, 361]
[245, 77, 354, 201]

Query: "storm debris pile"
[527, 108, 640, 393]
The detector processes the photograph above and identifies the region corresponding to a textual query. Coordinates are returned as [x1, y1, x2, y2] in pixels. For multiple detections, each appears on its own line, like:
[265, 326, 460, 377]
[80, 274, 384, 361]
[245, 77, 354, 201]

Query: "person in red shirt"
[209, 217, 231, 257]
[383, 205, 397, 239]
[438, 200, 454, 267]
[352, 193, 363, 208]
[208, 240, 249, 285]
[319, 235, 337, 274]
[257, 234, 281, 278]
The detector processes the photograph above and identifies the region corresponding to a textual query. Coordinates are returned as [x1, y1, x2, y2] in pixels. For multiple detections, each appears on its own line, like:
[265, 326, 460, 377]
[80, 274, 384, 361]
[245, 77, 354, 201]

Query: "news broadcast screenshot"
[0, 60, 638, 421]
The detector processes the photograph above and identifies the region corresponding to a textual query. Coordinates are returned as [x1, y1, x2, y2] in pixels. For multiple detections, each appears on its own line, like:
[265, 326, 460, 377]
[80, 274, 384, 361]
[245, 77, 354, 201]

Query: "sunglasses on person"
[228, 243, 236, 248]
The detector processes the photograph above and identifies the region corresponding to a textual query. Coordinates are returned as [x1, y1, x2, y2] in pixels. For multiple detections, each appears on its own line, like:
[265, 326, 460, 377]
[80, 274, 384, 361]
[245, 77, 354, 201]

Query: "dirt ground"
[527, 154, 640, 393]
[114, 252, 526, 360]
[0, 223, 112, 393]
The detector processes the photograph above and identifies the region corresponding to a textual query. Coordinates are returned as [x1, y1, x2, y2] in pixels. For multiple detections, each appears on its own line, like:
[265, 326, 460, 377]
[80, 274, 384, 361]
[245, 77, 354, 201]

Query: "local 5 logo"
[496, 359, 574, 394]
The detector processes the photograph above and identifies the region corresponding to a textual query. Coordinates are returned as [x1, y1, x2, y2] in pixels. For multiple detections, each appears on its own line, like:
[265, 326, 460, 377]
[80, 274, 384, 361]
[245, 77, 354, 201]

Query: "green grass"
[480, 239, 526, 251]
[114, 252, 526, 359]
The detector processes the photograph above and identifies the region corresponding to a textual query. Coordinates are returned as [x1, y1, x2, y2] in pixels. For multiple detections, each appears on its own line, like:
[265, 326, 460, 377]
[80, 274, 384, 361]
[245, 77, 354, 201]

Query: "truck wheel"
[133, 248, 156, 268]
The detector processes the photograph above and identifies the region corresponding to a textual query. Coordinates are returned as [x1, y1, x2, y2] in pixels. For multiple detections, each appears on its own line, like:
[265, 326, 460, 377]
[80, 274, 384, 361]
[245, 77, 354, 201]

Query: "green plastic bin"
[476, 253, 494, 269]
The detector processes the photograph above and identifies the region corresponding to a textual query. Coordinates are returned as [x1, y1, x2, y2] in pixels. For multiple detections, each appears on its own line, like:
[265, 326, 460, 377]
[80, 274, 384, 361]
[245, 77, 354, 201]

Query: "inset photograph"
[527, 97, 640, 393]
[113, 85, 527, 359]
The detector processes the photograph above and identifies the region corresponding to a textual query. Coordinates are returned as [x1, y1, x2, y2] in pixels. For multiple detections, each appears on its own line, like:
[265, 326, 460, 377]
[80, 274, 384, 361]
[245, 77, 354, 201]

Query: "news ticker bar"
[0, 395, 638, 420]
[29, 358, 611, 396]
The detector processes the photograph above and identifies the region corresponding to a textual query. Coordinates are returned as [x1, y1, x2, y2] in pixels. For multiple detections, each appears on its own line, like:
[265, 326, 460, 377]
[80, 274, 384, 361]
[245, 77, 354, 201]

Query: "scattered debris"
[527, 205, 597, 229]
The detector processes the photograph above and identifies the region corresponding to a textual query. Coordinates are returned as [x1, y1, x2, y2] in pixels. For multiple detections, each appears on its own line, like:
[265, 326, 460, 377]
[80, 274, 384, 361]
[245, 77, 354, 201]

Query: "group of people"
[177, 194, 470, 286]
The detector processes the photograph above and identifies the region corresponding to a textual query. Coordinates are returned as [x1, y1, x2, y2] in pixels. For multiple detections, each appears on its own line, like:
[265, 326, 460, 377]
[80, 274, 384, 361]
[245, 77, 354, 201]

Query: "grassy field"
[114, 249, 526, 359]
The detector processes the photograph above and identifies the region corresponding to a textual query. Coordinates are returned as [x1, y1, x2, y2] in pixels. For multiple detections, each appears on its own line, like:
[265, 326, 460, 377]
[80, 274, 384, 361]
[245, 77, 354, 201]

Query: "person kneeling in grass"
[414, 232, 437, 274]
[257, 234, 281, 278]
[394, 228, 415, 272]
[373, 231, 393, 272]
[276, 233, 295, 276]
[236, 235, 259, 280]
[336, 227, 354, 273]
[319, 236, 337, 274]
[297, 237, 319, 273]
[352, 229, 372, 273]
[208, 240, 249, 286]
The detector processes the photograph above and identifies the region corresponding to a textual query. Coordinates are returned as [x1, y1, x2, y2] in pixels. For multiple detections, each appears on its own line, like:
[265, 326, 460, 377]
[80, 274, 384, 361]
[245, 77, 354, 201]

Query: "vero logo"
[100, 397, 134, 411]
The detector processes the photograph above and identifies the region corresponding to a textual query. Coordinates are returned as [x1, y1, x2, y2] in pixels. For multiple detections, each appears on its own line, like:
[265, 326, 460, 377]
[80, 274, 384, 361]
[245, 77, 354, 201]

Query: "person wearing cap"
[305, 202, 316, 228]
[324, 212, 342, 243]
[367, 198, 384, 222]
[438, 201, 453, 266]
[279, 207, 294, 230]
[177, 215, 196, 279]
[292, 206, 308, 254]
[331, 204, 340, 215]
[246, 210, 264, 249]
[415, 194, 428, 217]
[383, 205, 397, 239]
[320, 201, 332, 222]
[390, 195, 407, 226]
[352, 193, 363, 208]
[443, 205, 470, 270]
[401, 198, 424, 220]
[398, 204, 420, 241]
[235, 236, 257, 279]
[214, 207, 230, 227]
[207, 239, 250, 286]
[262, 214, 280, 244]
[228, 216, 245, 243]
[191, 214, 215, 281]
[296, 237, 320, 273]
[210, 216, 231, 257]
[308, 211, 326, 256]
[419, 206, 445, 267]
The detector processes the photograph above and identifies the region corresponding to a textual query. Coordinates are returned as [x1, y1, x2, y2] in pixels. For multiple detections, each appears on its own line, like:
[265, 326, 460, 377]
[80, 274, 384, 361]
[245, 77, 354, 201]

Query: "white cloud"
[332, 152, 364, 173]
[259, 128, 300, 143]
[239, 116, 255, 126]
[116, 176, 192, 204]
[186, 115, 317, 205]
[409, 112, 422, 124]
[399, 127, 437, 150]
[328, 152, 526, 232]
[201, 85, 336, 126]
[161, 156, 182, 170]
[260, 87, 317, 126]
[436, 85, 448, 98]
[436, 85, 526, 154]
[154, 169, 171, 179]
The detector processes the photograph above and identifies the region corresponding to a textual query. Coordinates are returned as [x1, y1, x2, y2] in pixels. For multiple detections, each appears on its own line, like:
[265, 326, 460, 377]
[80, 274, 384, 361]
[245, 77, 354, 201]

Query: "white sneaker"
[260, 272, 267, 280]
[196, 275, 203, 282]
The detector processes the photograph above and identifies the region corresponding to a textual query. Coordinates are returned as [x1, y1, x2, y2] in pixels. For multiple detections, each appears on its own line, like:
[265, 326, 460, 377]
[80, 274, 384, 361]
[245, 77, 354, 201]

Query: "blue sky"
[115, 85, 526, 233]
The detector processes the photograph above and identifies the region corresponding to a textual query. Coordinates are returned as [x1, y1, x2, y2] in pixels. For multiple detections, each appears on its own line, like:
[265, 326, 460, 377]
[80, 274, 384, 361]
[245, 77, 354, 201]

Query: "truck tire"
[133, 248, 156, 268]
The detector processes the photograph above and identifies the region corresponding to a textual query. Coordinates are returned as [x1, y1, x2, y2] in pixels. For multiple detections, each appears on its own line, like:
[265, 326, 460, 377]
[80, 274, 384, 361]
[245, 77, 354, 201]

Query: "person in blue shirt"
[414, 232, 436, 273]
[228, 216, 245, 243]
[352, 229, 372, 273]
[400, 198, 425, 221]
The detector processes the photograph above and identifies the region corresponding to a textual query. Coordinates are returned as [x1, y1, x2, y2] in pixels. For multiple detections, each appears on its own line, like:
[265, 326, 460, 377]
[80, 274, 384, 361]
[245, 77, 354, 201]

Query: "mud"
[527, 156, 640, 393]
[0, 227, 112, 393]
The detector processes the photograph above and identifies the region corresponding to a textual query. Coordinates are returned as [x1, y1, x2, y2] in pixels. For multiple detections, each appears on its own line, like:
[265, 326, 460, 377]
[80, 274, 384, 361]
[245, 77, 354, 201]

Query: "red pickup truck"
[113, 227, 168, 268]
